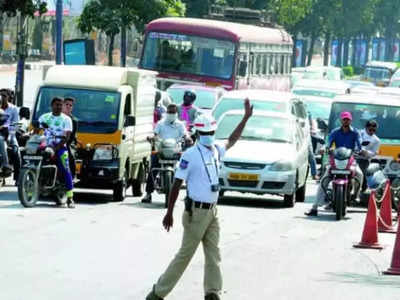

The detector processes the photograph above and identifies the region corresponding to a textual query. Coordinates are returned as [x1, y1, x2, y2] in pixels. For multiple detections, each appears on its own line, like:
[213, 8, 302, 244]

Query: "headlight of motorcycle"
[270, 161, 294, 171]
[390, 161, 400, 172]
[334, 159, 348, 169]
[93, 145, 116, 161]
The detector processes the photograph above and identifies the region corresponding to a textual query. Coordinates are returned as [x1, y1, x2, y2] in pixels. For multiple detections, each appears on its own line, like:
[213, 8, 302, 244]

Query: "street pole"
[15, 13, 26, 107]
[120, 26, 127, 67]
[55, 0, 63, 64]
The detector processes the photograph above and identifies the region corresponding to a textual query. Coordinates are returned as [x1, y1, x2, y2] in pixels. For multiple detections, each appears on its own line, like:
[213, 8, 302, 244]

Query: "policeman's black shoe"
[142, 193, 152, 203]
[205, 293, 221, 300]
[145, 286, 163, 300]
[305, 209, 318, 217]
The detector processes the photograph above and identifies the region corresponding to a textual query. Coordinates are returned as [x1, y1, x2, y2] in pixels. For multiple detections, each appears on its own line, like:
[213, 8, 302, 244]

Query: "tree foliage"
[0, 0, 47, 16]
[78, 0, 185, 65]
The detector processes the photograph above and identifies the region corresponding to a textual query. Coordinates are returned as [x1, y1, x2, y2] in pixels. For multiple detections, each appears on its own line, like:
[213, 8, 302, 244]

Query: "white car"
[211, 89, 310, 143]
[216, 110, 309, 207]
[292, 79, 351, 97]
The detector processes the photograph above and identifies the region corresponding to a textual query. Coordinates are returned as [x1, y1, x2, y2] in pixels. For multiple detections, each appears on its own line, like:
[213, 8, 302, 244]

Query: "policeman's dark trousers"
[56, 147, 73, 198]
[145, 154, 160, 194]
[154, 206, 222, 298]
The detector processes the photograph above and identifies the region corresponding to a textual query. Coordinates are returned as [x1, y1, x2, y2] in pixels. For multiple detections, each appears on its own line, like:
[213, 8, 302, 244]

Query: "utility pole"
[15, 13, 27, 107]
[55, 0, 63, 64]
[120, 26, 126, 67]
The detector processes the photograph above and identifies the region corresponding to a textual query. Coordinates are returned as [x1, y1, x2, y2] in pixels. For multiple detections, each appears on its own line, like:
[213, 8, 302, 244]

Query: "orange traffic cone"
[383, 218, 400, 275]
[353, 191, 384, 249]
[378, 181, 397, 234]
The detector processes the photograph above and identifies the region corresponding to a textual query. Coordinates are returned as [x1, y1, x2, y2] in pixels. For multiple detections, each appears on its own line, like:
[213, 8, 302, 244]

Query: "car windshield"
[212, 98, 288, 121]
[167, 88, 216, 109]
[329, 102, 400, 141]
[216, 114, 293, 143]
[303, 100, 332, 121]
[364, 67, 391, 81]
[33, 87, 120, 134]
[292, 89, 337, 99]
[141, 32, 235, 80]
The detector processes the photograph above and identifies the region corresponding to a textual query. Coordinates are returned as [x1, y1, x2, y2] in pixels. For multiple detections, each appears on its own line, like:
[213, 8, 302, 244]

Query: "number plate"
[23, 155, 42, 160]
[159, 159, 177, 164]
[228, 173, 259, 181]
[331, 170, 351, 175]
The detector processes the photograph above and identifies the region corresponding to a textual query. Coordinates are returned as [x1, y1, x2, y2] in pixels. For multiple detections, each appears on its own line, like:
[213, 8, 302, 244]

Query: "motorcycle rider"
[142, 103, 193, 203]
[38, 97, 75, 208]
[177, 90, 200, 131]
[358, 120, 381, 192]
[305, 111, 367, 216]
[0, 89, 19, 178]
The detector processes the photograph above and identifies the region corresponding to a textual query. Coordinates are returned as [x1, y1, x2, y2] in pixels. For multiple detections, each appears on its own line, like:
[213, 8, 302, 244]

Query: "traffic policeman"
[146, 99, 253, 300]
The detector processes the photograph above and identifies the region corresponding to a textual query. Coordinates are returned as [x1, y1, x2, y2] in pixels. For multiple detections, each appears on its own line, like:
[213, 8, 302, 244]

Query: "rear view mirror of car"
[124, 115, 135, 127]
[317, 118, 328, 131]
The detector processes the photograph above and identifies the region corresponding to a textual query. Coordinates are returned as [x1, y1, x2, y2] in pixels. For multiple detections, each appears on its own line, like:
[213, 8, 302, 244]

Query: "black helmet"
[183, 90, 196, 104]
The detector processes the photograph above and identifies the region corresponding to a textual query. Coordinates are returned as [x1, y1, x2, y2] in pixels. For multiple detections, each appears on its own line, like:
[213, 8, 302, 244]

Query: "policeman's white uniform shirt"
[175, 142, 225, 204]
[154, 118, 186, 141]
[360, 129, 380, 160]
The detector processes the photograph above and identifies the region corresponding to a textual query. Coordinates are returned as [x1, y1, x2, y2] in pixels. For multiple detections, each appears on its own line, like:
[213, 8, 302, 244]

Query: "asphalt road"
[1, 179, 399, 300]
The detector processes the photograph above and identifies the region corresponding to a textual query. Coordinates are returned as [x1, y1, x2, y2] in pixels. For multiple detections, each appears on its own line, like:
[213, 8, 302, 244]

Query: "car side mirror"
[317, 118, 328, 131]
[124, 115, 135, 127]
[238, 61, 247, 77]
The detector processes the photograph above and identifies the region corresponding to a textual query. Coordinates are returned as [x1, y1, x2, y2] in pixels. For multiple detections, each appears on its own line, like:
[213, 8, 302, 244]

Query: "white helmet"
[193, 114, 217, 132]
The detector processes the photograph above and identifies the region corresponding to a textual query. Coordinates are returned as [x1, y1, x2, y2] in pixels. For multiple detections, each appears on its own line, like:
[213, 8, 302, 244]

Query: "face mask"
[166, 113, 177, 122]
[199, 135, 215, 147]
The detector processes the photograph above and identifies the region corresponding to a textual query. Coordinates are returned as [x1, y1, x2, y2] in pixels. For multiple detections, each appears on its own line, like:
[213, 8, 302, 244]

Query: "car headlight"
[335, 159, 348, 169]
[93, 145, 116, 161]
[390, 160, 400, 171]
[270, 161, 294, 171]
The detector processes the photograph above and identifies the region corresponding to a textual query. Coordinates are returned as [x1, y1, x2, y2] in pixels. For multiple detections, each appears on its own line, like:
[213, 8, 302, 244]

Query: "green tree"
[78, 0, 185, 66]
[0, 0, 47, 16]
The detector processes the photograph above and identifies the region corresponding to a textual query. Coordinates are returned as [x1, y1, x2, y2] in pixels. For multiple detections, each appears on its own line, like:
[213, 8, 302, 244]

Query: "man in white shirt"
[142, 103, 192, 203]
[38, 97, 75, 208]
[358, 119, 381, 192]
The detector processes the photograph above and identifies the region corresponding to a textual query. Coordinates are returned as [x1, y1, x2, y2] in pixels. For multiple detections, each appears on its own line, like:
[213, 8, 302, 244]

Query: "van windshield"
[329, 102, 400, 142]
[33, 87, 121, 133]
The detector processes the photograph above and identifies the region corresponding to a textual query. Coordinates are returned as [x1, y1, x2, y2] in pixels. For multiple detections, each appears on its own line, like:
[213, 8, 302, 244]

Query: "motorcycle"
[18, 122, 70, 207]
[322, 147, 361, 220]
[151, 138, 183, 208]
[383, 159, 400, 210]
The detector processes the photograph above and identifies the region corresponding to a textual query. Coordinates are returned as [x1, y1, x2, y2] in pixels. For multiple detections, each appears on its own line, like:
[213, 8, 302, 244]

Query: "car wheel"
[296, 168, 307, 203]
[283, 193, 295, 208]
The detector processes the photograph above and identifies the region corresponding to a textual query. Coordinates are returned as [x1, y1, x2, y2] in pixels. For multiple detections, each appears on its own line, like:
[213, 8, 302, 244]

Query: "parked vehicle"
[18, 122, 70, 207]
[216, 110, 309, 207]
[362, 61, 398, 86]
[322, 147, 360, 220]
[211, 89, 310, 141]
[31, 66, 155, 202]
[151, 138, 183, 207]
[167, 84, 225, 113]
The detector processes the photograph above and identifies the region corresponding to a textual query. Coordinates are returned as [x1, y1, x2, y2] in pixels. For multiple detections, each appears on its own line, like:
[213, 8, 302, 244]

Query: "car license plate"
[23, 155, 42, 160]
[228, 173, 259, 181]
[159, 159, 176, 164]
[331, 170, 351, 175]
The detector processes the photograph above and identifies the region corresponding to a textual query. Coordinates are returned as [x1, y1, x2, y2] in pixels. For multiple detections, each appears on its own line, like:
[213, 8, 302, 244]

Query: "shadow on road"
[73, 192, 111, 205]
[322, 272, 400, 288]
[121, 201, 165, 210]
[218, 195, 286, 209]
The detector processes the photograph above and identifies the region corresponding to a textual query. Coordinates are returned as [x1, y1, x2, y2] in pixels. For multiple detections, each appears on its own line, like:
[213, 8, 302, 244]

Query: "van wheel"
[283, 193, 295, 207]
[296, 169, 307, 203]
[112, 171, 127, 202]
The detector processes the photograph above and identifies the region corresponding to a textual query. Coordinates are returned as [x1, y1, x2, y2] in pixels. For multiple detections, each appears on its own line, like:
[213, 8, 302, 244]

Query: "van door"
[121, 93, 135, 175]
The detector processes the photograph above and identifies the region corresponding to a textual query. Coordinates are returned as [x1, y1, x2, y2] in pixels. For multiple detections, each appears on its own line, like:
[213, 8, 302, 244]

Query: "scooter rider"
[358, 120, 381, 192]
[177, 90, 200, 131]
[305, 111, 367, 216]
[38, 97, 75, 208]
[142, 103, 192, 203]
[145, 99, 253, 300]
[0, 90, 19, 176]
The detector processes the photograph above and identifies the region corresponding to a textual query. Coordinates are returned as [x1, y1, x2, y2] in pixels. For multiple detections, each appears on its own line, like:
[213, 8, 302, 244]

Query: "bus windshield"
[33, 87, 120, 134]
[329, 102, 400, 142]
[141, 32, 235, 80]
